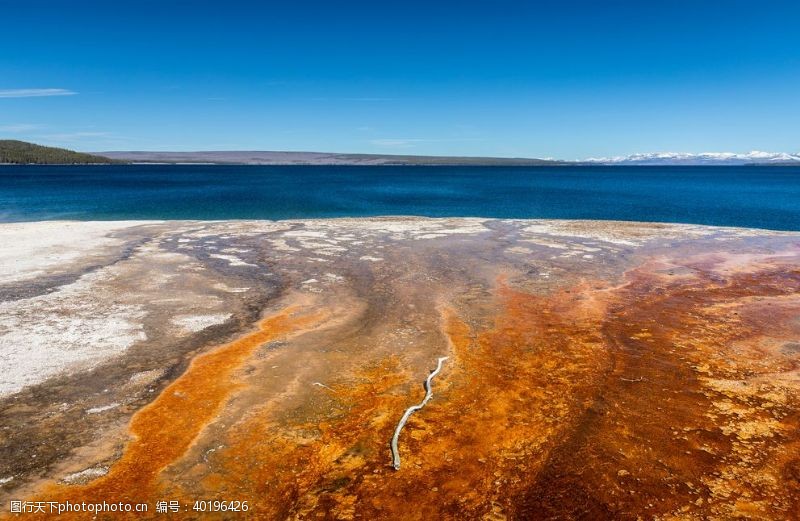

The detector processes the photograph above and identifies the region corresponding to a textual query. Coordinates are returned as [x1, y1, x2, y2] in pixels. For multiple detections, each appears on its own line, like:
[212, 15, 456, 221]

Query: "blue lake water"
[1, 164, 799, 230]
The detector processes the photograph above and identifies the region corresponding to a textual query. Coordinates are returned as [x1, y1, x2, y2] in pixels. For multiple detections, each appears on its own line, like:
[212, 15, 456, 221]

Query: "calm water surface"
[1, 164, 799, 230]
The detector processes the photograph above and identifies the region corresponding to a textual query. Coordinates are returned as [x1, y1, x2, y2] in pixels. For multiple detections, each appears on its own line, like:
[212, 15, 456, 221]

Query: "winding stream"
[390, 356, 449, 470]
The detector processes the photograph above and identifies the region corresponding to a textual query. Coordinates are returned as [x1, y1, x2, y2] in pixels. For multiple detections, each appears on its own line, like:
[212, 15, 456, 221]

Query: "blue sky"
[1, 0, 798, 158]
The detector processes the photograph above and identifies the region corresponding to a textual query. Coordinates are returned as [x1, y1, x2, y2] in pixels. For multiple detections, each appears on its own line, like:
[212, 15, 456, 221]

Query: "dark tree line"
[0, 140, 120, 164]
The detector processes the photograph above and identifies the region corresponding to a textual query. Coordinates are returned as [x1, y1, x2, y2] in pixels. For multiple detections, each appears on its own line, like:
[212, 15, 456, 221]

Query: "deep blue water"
[1, 164, 799, 230]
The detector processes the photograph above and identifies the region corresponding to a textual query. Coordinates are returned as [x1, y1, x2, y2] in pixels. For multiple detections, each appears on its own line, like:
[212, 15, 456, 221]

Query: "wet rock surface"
[0, 218, 798, 519]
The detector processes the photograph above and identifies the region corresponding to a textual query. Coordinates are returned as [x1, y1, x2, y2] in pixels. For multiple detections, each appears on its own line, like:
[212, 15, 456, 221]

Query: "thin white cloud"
[370, 137, 485, 148]
[311, 97, 394, 102]
[0, 88, 76, 98]
[369, 139, 424, 148]
[0, 124, 43, 133]
[37, 131, 112, 142]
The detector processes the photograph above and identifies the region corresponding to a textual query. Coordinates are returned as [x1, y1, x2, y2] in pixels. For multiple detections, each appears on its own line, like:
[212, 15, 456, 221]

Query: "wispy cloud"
[370, 137, 485, 148]
[0, 123, 44, 133]
[37, 131, 113, 142]
[0, 88, 76, 98]
[312, 96, 394, 102]
[343, 97, 394, 102]
[370, 138, 424, 148]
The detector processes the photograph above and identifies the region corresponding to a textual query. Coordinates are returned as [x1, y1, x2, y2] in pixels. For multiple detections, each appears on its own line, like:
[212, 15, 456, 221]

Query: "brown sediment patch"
[384, 282, 611, 519]
[21, 302, 327, 516]
[517, 257, 800, 519]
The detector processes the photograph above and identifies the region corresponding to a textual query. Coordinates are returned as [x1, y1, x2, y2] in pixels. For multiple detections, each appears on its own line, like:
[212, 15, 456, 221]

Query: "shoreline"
[0, 216, 797, 234]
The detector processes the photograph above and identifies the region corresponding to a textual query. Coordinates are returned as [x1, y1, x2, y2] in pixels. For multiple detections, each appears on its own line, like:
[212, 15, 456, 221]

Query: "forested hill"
[0, 140, 119, 164]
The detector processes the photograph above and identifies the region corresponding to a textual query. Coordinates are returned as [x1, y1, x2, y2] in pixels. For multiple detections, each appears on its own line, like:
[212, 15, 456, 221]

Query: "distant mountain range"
[96, 150, 560, 166]
[99, 149, 800, 166]
[2, 140, 799, 166]
[583, 151, 800, 165]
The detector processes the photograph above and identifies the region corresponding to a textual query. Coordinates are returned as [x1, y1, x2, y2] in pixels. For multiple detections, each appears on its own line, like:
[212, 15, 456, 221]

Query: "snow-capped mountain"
[584, 151, 800, 165]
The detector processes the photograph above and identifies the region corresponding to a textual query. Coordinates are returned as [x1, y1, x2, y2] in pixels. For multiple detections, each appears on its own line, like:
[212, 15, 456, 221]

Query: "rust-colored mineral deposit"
[1, 218, 798, 520]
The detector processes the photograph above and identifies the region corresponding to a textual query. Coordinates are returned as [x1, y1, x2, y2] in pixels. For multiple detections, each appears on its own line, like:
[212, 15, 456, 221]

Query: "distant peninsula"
[0, 140, 119, 165]
[95, 149, 800, 166]
[96, 150, 561, 166]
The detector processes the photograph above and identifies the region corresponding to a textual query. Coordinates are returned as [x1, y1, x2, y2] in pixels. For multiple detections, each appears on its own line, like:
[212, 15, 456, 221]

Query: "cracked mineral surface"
[1, 218, 799, 520]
